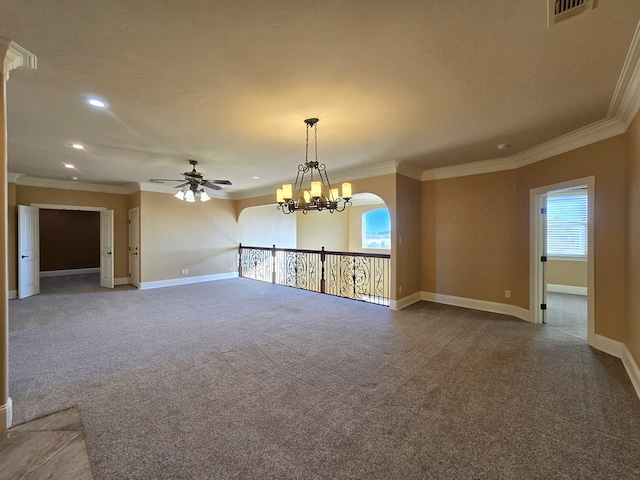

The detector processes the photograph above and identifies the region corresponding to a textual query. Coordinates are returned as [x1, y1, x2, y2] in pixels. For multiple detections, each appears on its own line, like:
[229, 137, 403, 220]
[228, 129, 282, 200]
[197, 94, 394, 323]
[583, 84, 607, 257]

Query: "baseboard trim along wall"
[547, 284, 587, 296]
[140, 272, 238, 290]
[399, 292, 640, 401]
[1, 397, 12, 430]
[420, 292, 532, 322]
[8, 290, 16, 300]
[40, 267, 100, 277]
[592, 334, 625, 358]
[115, 278, 130, 286]
[622, 346, 640, 401]
[390, 292, 422, 310]
[592, 335, 640, 400]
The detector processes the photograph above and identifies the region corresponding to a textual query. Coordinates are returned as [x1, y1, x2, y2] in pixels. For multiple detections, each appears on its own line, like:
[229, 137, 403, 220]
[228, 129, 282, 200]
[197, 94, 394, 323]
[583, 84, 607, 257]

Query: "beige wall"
[422, 170, 517, 304]
[297, 206, 349, 251]
[515, 136, 627, 340]
[395, 175, 422, 298]
[238, 204, 296, 248]
[626, 112, 640, 369]
[547, 260, 587, 287]
[420, 136, 626, 340]
[139, 191, 237, 283]
[11, 185, 130, 289]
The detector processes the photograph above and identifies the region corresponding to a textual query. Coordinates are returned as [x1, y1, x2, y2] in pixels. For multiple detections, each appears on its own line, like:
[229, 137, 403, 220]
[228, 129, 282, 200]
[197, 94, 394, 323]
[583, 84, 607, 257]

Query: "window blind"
[546, 190, 588, 257]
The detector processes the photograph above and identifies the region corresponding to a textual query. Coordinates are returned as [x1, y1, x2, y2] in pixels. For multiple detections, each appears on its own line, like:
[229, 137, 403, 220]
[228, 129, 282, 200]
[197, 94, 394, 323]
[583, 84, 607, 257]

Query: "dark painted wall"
[39, 210, 100, 271]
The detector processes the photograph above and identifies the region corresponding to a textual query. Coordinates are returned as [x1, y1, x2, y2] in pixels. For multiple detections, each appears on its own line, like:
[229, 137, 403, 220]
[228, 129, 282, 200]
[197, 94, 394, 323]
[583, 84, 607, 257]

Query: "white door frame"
[31, 203, 110, 289]
[128, 207, 140, 288]
[18, 205, 39, 299]
[529, 176, 595, 346]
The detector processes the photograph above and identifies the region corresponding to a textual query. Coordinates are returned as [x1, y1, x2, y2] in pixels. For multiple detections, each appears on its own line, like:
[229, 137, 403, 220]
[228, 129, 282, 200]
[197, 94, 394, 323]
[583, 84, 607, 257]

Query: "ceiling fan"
[150, 160, 232, 201]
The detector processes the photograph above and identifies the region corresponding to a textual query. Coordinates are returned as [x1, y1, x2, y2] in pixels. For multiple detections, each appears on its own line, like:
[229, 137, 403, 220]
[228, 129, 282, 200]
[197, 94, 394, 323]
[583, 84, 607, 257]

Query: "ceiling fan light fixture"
[152, 160, 232, 203]
[276, 118, 353, 214]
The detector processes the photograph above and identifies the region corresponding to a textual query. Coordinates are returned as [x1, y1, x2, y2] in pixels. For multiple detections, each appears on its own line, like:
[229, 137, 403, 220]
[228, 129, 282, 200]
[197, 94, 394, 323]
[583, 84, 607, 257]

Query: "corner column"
[0, 37, 36, 431]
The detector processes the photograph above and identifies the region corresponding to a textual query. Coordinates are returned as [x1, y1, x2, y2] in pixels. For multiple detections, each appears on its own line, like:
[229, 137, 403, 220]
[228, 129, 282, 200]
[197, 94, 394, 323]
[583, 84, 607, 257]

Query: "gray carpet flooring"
[8, 276, 640, 479]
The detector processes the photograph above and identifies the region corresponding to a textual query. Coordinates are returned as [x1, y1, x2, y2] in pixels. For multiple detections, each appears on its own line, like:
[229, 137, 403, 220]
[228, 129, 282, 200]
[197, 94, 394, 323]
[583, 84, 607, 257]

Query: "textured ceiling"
[1, 0, 640, 196]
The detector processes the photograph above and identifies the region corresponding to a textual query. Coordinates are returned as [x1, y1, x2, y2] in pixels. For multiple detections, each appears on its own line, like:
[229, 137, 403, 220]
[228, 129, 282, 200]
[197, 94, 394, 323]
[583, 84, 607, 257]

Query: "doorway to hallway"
[530, 176, 594, 346]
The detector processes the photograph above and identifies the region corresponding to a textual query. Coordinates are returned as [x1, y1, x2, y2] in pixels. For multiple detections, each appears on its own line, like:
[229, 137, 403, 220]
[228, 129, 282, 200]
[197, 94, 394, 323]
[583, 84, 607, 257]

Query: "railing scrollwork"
[238, 244, 390, 306]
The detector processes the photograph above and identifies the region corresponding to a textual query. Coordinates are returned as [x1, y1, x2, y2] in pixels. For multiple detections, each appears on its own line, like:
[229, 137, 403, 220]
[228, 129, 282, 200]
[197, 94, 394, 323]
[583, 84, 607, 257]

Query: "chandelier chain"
[314, 121, 318, 164]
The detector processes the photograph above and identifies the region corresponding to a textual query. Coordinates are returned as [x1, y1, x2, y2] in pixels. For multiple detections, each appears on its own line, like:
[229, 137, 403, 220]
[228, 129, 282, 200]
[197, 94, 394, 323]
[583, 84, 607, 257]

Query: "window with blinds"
[546, 189, 588, 258]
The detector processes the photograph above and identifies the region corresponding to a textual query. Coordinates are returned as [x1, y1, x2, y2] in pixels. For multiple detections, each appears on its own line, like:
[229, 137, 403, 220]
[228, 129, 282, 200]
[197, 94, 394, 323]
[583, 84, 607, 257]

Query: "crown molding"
[14, 175, 132, 195]
[608, 20, 640, 127]
[422, 118, 626, 181]
[234, 160, 400, 200]
[328, 160, 398, 183]
[0, 36, 37, 79]
[422, 20, 640, 182]
[511, 117, 626, 167]
[7, 172, 23, 183]
[396, 161, 424, 181]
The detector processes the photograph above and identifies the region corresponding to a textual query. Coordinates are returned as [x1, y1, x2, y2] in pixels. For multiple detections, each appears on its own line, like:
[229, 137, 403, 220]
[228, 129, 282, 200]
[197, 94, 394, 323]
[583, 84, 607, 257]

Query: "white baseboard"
[547, 284, 587, 295]
[591, 334, 625, 358]
[622, 346, 640, 401]
[8, 290, 17, 300]
[1, 397, 12, 430]
[40, 267, 100, 277]
[140, 272, 238, 290]
[390, 291, 422, 310]
[421, 291, 532, 322]
[590, 335, 640, 401]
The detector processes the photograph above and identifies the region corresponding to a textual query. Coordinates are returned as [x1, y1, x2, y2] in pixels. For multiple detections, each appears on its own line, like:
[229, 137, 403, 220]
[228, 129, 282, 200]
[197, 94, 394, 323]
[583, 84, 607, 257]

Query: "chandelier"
[276, 118, 352, 214]
[174, 185, 211, 203]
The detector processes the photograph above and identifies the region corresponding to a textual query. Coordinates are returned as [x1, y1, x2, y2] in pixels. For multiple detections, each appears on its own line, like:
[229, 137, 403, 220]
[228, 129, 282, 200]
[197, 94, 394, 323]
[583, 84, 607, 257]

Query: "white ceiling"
[2, 1, 640, 197]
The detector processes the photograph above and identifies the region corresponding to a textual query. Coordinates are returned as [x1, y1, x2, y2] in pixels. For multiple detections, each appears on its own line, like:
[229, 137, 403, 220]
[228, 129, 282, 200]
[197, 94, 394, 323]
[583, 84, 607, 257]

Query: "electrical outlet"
[181, 269, 189, 275]
[504, 290, 511, 298]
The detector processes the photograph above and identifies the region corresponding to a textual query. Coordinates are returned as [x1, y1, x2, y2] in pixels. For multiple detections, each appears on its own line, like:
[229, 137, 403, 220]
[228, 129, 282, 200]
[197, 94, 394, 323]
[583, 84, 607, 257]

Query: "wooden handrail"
[239, 244, 390, 259]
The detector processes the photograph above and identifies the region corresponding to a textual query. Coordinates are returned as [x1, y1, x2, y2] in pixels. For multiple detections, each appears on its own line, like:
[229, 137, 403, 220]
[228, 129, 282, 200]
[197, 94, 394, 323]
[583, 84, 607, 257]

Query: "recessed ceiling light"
[71, 143, 85, 150]
[497, 143, 512, 150]
[252, 176, 260, 180]
[63, 163, 75, 169]
[70, 176, 78, 181]
[87, 98, 106, 108]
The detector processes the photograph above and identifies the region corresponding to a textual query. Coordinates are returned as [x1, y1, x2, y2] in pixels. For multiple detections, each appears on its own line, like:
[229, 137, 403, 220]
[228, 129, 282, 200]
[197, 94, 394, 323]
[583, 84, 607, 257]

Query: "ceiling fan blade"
[208, 179, 232, 185]
[202, 181, 222, 190]
[150, 179, 184, 183]
[174, 182, 189, 189]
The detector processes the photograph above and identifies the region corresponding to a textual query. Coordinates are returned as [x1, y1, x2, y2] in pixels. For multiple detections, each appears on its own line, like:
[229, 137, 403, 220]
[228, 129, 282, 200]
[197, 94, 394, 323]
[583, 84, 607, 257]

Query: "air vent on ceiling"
[548, 0, 594, 26]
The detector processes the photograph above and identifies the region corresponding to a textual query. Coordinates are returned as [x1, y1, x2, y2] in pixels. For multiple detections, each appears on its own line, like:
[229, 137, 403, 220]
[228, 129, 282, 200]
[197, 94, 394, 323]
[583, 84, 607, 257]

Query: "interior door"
[18, 205, 39, 299]
[128, 208, 140, 287]
[100, 209, 114, 288]
[540, 194, 548, 324]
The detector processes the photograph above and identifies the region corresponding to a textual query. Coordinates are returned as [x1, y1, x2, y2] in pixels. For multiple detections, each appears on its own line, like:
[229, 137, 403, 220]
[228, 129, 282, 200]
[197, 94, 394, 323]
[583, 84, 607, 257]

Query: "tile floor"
[0, 406, 93, 479]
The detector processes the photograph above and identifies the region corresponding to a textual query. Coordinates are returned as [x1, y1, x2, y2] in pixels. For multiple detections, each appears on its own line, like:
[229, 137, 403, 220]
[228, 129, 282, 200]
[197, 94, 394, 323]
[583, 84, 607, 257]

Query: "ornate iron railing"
[238, 244, 390, 306]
